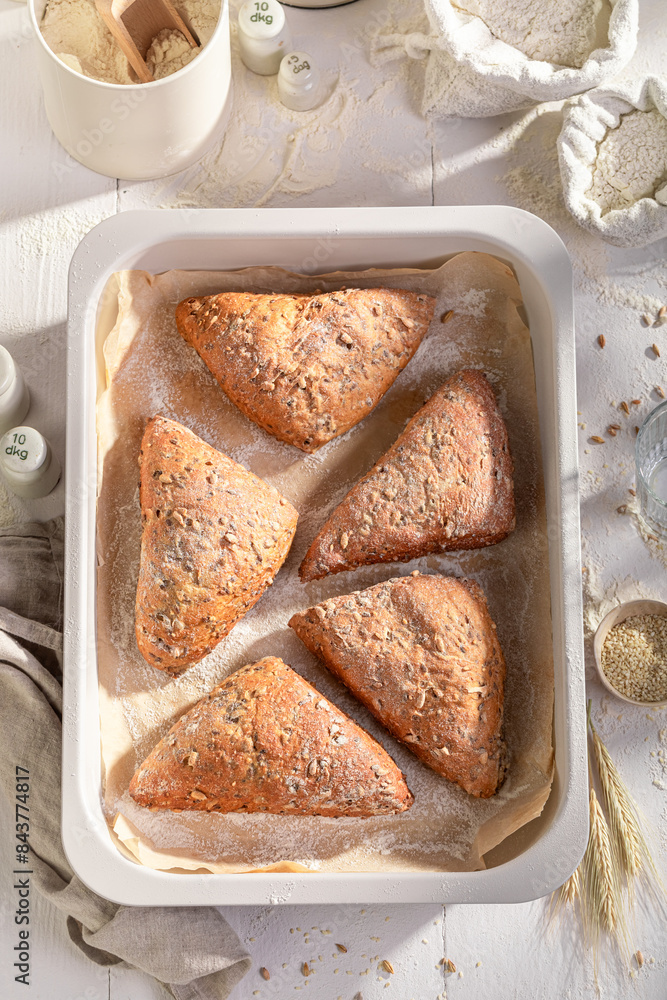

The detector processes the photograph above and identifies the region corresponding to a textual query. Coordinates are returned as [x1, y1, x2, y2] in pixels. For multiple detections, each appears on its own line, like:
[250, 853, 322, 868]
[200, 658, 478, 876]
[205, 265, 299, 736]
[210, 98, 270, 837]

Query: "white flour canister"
[29, 0, 232, 180]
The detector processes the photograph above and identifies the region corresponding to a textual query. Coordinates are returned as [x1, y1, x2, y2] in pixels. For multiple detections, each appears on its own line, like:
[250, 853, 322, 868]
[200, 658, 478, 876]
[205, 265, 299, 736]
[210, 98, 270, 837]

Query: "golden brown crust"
[135, 417, 298, 675]
[289, 574, 507, 798]
[129, 656, 414, 816]
[175, 288, 435, 452]
[299, 369, 515, 582]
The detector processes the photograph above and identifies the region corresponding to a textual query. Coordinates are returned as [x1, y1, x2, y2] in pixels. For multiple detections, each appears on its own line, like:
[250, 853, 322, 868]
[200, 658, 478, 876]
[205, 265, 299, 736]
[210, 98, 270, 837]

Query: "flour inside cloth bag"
[371, 0, 638, 118]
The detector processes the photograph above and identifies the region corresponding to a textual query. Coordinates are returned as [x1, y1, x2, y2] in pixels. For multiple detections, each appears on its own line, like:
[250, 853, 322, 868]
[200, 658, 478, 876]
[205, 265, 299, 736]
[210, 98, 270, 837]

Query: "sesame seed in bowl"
[593, 600, 667, 707]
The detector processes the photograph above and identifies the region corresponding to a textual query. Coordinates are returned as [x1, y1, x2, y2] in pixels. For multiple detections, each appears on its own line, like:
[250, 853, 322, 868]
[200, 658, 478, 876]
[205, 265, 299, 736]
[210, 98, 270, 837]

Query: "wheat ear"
[583, 784, 622, 944]
[589, 709, 665, 907]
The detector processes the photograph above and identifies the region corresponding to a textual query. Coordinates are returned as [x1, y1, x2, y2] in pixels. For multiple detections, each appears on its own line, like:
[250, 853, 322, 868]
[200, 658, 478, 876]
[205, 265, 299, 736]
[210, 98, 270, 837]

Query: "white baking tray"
[64, 207, 587, 905]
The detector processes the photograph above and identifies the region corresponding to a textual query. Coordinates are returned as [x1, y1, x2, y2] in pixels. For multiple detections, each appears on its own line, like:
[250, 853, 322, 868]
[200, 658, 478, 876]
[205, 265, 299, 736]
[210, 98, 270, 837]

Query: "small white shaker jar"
[0, 426, 62, 499]
[278, 51, 321, 111]
[237, 0, 291, 75]
[0, 347, 30, 436]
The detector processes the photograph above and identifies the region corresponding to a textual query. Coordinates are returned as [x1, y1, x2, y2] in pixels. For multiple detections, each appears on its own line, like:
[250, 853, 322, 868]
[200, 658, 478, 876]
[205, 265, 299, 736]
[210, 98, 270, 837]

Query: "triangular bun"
[135, 416, 298, 675]
[175, 288, 435, 452]
[129, 656, 414, 816]
[290, 574, 507, 798]
[299, 369, 515, 581]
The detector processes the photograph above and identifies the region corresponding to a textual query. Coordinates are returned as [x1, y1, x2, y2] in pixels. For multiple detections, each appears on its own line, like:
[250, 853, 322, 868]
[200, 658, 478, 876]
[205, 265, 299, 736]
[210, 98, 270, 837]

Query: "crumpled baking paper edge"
[558, 75, 667, 248]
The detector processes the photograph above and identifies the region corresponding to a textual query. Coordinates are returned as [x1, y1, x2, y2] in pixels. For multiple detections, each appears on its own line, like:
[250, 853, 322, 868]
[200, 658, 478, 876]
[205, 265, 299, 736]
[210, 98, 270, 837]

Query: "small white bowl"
[593, 599, 667, 708]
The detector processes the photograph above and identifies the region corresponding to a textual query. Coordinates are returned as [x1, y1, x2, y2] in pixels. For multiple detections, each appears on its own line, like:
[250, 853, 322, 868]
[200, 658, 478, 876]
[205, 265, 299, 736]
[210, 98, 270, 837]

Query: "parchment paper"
[96, 252, 554, 874]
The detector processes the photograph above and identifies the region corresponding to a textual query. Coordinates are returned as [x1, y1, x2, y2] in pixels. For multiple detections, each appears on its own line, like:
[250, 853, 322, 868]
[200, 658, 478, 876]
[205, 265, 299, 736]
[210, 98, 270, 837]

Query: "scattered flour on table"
[151, 0, 430, 209]
[452, 0, 611, 68]
[586, 110, 667, 215]
[40, 0, 220, 84]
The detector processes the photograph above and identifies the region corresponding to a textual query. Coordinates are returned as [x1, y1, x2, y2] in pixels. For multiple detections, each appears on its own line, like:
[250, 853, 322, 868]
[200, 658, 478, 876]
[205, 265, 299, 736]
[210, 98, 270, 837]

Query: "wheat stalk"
[583, 785, 621, 941]
[588, 709, 665, 908]
[561, 867, 582, 908]
[549, 867, 581, 923]
[550, 704, 667, 970]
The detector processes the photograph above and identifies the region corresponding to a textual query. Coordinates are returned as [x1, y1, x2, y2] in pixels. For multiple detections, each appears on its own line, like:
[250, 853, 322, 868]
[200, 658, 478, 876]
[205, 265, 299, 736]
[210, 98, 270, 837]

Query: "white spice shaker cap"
[0, 426, 61, 499]
[238, 0, 292, 76]
[278, 51, 321, 111]
[558, 76, 667, 247]
[0, 346, 30, 436]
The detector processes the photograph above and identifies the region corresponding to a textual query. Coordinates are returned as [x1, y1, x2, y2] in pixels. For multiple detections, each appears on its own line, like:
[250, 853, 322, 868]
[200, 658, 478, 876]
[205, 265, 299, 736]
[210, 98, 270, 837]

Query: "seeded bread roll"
[135, 416, 298, 675]
[299, 368, 515, 581]
[129, 656, 414, 816]
[175, 287, 435, 452]
[289, 573, 507, 798]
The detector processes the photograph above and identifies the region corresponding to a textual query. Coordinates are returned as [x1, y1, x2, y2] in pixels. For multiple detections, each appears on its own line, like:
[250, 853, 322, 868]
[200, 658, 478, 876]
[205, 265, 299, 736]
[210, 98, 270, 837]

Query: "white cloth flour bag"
[372, 0, 638, 118]
[558, 77, 667, 248]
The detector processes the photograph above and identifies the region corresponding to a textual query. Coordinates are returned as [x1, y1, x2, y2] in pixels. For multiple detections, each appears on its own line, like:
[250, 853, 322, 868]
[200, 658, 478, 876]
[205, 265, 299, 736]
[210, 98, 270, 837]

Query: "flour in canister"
[40, 0, 221, 84]
[452, 0, 612, 68]
[586, 110, 667, 216]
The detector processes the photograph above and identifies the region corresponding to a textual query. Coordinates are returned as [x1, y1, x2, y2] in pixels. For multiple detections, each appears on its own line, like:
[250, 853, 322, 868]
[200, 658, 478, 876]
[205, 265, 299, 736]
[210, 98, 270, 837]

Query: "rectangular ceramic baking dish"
[64, 206, 587, 905]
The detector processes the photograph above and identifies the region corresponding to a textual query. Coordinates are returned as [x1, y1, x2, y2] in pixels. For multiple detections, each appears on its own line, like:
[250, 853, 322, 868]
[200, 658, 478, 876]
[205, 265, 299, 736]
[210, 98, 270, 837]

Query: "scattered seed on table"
[260, 968, 270, 981]
[609, 428, 617, 437]
[440, 310, 454, 324]
[617, 505, 627, 514]
[657, 386, 666, 398]
[653, 343, 661, 357]
[620, 401, 630, 414]
[659, 306, 667, 321]
[642, 313, 654, 326]
[598, 334, 606, 348]
[381, 960, 394, 974]
[632, 399, 641, 405]
[336, 944, 347, 953]
[591, 435, 606, 443]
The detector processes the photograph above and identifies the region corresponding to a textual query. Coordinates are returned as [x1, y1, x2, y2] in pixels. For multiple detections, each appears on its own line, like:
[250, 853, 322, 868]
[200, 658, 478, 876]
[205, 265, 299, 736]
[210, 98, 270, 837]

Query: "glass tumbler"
[636, 400, 667, 538]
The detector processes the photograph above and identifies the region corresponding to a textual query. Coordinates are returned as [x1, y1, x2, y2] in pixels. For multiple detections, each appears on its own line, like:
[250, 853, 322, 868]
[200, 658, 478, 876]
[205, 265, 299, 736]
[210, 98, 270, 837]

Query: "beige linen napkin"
[0, 518, 250, 1000]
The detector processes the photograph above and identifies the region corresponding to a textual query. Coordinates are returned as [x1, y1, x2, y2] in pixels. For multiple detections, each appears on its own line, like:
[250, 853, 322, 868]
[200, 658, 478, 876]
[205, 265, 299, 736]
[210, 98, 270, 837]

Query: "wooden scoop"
[95, 0, 200, 84]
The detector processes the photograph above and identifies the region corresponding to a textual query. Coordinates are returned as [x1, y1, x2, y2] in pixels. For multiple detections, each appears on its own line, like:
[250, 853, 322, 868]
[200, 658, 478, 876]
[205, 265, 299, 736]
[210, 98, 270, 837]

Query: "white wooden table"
[1, 0, 666, 997]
